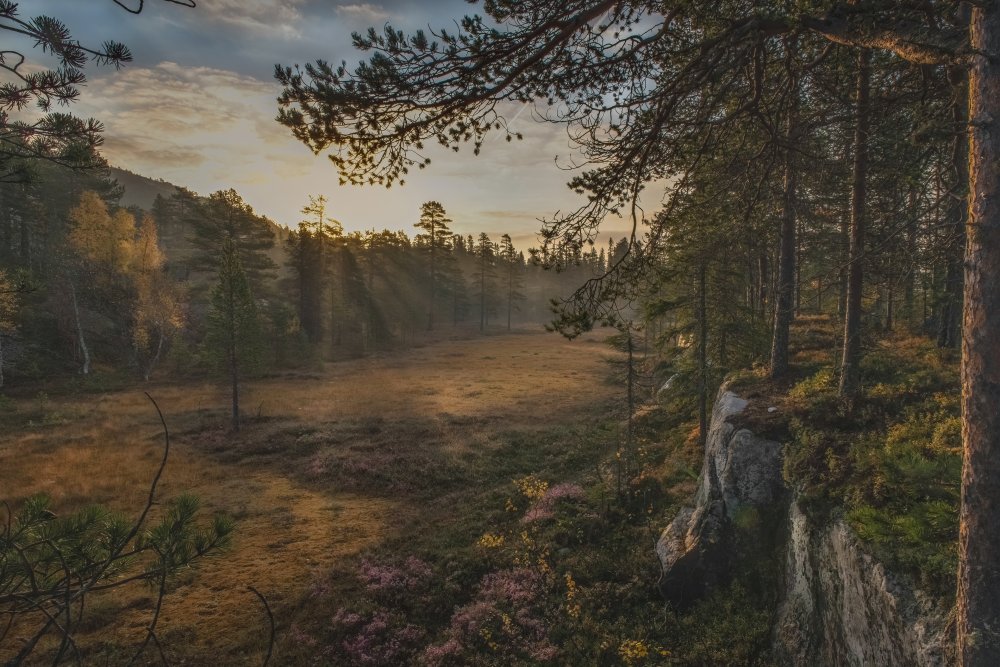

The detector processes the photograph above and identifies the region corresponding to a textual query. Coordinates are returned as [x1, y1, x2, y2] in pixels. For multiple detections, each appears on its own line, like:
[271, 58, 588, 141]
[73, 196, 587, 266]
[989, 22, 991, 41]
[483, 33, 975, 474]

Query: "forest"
[0, 160, 621, 399]
[1, 0, 998, 665]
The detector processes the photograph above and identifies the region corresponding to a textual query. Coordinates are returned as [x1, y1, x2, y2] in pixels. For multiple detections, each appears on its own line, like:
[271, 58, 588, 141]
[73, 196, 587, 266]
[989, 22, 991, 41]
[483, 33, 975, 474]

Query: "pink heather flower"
[450, 600, 493, 635]
[358, 556, 433, 594]
[530, 643, 560, 662]
[521, 483, 586, 523]
[287, 623, 318, 648]
[422, 639, 464, 666]
[306, 454, 328, 477]
[339, 612, 425, 666]
[479, 568, 542, 606]
[331, 608, 363, 628]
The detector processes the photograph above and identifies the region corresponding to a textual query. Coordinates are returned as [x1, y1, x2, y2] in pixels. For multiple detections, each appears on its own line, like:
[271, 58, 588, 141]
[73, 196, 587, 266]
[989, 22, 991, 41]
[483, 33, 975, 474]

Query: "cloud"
[194, 0, 309, 35]
[335, 3, 391, 23]
[75, 61, 293, 192]
[103, 135, 206, 169]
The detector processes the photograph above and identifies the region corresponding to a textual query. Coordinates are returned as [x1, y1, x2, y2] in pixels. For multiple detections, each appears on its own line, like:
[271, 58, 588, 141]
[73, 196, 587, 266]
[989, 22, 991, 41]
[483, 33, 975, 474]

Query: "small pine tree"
[206, 238, 262, 431]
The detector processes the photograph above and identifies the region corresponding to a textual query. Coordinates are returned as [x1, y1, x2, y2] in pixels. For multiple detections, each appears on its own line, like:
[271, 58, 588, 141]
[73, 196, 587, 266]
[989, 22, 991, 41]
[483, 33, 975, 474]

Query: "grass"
[774, 318, 961, 598]
[11, 314, 947, 664]
[0, 328, 625, 664]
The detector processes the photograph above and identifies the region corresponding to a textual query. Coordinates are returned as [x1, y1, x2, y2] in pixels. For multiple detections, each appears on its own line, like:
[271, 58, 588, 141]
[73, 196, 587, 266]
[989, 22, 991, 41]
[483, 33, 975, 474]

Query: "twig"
[248, 586, 275, 667]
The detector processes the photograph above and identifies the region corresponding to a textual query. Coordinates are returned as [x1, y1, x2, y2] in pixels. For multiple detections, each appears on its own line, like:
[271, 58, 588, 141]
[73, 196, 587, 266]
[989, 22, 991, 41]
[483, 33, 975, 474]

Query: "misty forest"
[1, 1, 998, 665]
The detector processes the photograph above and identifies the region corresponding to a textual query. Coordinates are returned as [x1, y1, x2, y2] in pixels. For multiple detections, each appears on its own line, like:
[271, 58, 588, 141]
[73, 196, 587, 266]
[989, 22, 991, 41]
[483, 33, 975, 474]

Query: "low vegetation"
[777, 319, 961, 597]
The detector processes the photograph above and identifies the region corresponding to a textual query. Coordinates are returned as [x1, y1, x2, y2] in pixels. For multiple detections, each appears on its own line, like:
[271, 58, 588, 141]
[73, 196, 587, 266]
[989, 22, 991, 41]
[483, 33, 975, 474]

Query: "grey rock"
[773, 502, 950, 666]
[655, 384, 949, 665]
[656, 387, 783, 606]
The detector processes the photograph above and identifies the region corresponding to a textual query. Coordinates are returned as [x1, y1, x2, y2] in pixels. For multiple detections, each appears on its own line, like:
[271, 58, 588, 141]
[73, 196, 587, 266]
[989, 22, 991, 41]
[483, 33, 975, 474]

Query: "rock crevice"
[656, 385, 949, 665]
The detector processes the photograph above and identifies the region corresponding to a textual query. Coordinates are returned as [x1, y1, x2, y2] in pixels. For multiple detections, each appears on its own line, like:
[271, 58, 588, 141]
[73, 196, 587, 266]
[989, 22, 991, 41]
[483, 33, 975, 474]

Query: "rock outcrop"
[657, 385, 949, 665]
[655, 388, 784, 606]
[773, 502, 950, 666]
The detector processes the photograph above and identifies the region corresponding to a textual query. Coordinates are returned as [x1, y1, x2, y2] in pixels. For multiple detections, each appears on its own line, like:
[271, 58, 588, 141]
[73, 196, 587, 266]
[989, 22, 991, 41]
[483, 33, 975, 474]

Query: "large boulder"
[655, 387, 784, 607]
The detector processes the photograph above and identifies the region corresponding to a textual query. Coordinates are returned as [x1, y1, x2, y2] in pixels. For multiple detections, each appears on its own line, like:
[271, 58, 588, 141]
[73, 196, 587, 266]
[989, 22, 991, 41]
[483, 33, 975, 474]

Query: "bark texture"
[770, 94, 798, 378]
[839, 49, 870, 399]
[958, 6, 1000, 664]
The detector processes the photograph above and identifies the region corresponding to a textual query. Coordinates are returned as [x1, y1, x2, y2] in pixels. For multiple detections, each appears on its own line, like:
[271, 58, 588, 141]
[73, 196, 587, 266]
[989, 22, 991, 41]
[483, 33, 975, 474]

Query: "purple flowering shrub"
[282, 477, 603, 665]
[522, 483, 586, 523]
[421, 567, 561, 665]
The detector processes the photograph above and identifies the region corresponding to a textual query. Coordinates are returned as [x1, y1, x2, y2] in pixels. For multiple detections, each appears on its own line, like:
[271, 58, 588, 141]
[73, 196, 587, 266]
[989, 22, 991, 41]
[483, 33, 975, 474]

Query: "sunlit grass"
[0, 330, 618, 664]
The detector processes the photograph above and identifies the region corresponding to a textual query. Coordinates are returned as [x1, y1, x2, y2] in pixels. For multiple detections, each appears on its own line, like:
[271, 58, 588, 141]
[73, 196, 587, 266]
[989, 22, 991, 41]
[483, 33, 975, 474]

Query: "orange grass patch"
[0, 329, 618, 663]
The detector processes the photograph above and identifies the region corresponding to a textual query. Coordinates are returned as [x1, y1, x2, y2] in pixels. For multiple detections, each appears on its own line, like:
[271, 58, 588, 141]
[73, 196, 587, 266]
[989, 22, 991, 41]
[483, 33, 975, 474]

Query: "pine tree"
[498, 234, 526, 330]
[206, 238, 262, 431]
[189, 189, 276, 295]
[474, 233, 498, 332]
[413, 201, 454, 330]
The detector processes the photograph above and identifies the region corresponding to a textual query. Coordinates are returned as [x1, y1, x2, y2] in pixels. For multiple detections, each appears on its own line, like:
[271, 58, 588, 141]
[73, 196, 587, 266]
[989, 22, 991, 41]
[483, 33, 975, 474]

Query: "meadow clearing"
[1, 329, 634, 664]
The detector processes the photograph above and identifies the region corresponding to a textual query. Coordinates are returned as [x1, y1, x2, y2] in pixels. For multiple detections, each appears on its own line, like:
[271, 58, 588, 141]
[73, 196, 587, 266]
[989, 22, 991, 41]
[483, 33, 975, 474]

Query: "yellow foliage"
[564, 572, 580, 619]
[68, 191, 135, 276]
[477, 533, 505, 549]
[618, 639, 650, 665]
[513, 475, 548, 500]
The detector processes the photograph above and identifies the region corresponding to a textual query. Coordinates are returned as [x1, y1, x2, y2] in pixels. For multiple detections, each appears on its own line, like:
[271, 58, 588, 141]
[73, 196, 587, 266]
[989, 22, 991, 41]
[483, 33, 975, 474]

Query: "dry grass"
[0, 328, 618, 664]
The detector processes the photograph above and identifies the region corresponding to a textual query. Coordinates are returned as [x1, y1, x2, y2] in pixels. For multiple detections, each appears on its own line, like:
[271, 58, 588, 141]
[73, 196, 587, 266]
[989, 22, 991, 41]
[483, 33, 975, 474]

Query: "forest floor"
[0, 328, 631, 664]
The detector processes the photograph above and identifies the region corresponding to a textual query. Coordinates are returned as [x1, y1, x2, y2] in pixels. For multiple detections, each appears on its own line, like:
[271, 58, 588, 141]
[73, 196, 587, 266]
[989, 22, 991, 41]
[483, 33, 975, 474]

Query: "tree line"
[0, 158, 622, 422]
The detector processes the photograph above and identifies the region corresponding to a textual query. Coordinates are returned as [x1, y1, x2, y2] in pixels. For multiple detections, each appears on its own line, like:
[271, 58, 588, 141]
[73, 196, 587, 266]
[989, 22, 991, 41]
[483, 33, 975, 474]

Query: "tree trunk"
[904, 188, 918, 331]
[0, 330, 5, 389]
[757, 252, 769, 321]
[70, 281, 91, 376]
[958, 6, 1000, 663]
[839, 49, 870, 399]
[886, 282, 894, 332]
[795, 218, 803, 316]
[428, 230, 435, 331]
[229, 279, 240, 431]
[144, 330, 165, 382]
[480, 263, 485, 332]
[838, 214, 849, 322]
[230, 347, 239, 431]
[940, 66, 970, 349]
[770, 92, 798, 378]
[697, 262, 708, 449]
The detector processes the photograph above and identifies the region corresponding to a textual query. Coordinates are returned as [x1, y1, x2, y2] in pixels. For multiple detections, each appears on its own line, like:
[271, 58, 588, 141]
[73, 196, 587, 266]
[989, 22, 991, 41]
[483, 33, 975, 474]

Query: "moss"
[781, 335, 960, 599]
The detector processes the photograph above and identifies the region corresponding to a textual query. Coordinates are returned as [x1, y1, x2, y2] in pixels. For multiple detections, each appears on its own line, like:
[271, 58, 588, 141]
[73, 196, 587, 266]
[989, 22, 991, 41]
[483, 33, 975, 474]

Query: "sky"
[18, 1, 645, 248]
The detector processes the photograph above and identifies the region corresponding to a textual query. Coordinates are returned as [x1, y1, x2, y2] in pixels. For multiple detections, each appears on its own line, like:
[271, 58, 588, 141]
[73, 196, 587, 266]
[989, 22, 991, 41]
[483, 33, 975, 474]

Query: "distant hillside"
[108, 166, 289, 285]
[109, 166, 182, 210]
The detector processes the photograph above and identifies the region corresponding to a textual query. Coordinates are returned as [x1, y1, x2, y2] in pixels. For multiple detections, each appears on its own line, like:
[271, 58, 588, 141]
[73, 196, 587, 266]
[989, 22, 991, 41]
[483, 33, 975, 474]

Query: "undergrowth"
[783, 333, 960, 597]
[277, 398, 778, 665]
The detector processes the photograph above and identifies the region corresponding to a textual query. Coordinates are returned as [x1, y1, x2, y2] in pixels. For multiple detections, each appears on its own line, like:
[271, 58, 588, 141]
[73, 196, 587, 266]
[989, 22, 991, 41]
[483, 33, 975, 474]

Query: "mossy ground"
[768, 316, 960, 598]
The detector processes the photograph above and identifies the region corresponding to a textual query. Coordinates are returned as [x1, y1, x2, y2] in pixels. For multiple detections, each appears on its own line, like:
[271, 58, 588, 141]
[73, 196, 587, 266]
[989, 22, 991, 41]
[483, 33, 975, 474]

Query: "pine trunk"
[940, 67, 970, 349]
[770, 94, 798, 378]
[839, 49, 870, 399]
[229, 279, 240, 431]
[958, 6, 1000, 663]
[904, 189, 918, 330]
[70, 281, 91, 376]
[697, 262, 708, 448]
